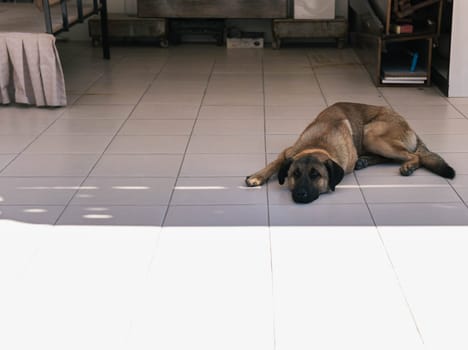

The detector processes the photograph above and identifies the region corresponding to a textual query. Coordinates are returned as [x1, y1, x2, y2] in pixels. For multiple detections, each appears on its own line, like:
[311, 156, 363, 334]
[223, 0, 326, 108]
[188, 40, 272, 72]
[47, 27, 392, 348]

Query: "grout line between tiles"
[306, 52, 329, 107]
[159, 57, 216, 227]
[262, 49, 278, 350]
[355, 172, 426, 345]
[52, 54, 171, 225]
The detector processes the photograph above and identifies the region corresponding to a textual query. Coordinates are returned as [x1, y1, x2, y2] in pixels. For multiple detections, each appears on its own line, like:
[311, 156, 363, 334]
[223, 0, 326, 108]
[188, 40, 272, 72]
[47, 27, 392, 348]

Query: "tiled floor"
[1, 42, 468, 349]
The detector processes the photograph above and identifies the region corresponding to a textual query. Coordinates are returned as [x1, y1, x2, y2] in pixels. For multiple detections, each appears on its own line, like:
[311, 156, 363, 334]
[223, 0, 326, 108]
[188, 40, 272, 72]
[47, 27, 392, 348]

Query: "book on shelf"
[382, 65, 427, 78]
[382, 77, 427, 84]
[391, 23, 414, 34]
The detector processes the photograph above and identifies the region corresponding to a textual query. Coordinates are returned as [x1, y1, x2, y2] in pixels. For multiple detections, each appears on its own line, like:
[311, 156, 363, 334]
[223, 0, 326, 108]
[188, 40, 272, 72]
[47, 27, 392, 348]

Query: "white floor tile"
[43, 119, 125, 135]
[198, 105, 264, 120]
[128, 227, 273, 350]
[1, 154, 100, 177]
[193, 119, 264, 135]
[370, 203, 468, 226]
[106, 135, 189, 154]
[408, 119, 468, 134]
[75, 93, 143, 105]
[24, 135, 114, 154]
[164, 205, 268, 227]
[393, 104, 464, 120]
[0, 135, 38, 154]
[265, 105, 325, 120]
[271, 226, 424, 350]
[90, 154, 183, 177]
[449, 174, 468, 203]
[140, 92, 204, 105]
[0, 154, 15, 170]
[118, 119, 195, 135]
[181, 154, 265, 177]
[0, 225, 158, 350]
[266, 119, 311, 134]
[187, 135, 265, 154]
[418, 134, 468, 152]
[130, 104, 200, 120]
[269, 203, 374, 226]
[0, 115, 57, 135]
[380, 226, 468, 349]
[203, 92, 264, 106]
[59, 104, 134, 119]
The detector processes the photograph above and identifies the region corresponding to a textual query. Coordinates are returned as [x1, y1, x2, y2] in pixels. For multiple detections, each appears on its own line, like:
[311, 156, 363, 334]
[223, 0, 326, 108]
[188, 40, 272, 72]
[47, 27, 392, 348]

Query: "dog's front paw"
[245, 175, 265, 187]
[354, 158, 369, 170]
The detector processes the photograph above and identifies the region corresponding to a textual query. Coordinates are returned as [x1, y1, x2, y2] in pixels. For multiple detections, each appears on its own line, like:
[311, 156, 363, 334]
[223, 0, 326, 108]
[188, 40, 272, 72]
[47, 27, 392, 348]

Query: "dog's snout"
[292, 187, 318, 204]
[296, 189, 308, 199]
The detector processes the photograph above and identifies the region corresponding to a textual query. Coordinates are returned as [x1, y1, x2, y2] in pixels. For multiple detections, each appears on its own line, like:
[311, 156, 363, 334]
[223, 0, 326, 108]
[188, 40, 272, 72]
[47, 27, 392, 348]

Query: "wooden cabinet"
[137, 0, 288, 19]
[351, 0, 443, 86]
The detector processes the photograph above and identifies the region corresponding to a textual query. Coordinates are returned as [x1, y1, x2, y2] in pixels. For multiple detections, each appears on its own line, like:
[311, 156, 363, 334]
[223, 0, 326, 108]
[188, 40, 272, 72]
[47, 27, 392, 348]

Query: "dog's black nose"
[296, 189, 308, 198]
[292, 189, 312, 203]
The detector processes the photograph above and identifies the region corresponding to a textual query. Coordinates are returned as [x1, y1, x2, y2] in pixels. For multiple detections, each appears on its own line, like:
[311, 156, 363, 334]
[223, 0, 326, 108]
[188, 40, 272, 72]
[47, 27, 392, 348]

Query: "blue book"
[410, 52, 419, 72]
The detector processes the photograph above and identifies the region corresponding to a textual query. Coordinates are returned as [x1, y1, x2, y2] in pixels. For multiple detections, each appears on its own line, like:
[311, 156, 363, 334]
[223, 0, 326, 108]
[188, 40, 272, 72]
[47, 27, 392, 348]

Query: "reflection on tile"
[359, 175, 460, 204]
[70, 177, 175, 205]
[0, 206, 64, 225]
[57, 205, 166, 226]
[0, 177, 84, 205]
[172, 177, 266, 205]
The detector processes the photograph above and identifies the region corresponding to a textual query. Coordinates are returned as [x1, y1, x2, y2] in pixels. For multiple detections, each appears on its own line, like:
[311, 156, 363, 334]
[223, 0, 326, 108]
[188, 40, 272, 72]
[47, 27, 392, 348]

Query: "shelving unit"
[351, 0, 443, 86]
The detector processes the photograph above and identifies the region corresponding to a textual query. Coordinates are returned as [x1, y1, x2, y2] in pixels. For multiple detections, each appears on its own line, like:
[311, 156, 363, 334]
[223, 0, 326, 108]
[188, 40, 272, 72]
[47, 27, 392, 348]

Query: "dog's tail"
[416, 137, 455, 179]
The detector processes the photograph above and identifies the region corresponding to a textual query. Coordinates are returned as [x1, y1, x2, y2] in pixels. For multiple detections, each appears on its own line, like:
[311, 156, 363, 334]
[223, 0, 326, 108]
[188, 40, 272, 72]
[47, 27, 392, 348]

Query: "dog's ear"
[278, 158, 293, 185]
[325, 159, 344, 191]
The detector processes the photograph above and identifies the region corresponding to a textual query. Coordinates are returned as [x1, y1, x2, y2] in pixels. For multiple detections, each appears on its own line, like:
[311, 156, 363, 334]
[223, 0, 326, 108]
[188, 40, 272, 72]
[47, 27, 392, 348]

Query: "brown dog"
[245, 102, 455, 203]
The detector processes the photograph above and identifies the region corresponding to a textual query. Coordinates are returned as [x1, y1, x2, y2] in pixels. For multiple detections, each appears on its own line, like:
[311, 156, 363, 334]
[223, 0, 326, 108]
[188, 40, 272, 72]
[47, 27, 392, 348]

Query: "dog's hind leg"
[363, 136, 421, 176]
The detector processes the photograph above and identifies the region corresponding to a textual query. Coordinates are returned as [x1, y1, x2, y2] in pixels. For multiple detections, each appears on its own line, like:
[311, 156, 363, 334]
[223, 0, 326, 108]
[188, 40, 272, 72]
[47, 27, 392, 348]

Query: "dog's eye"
[310, 169, 320, 179]
[293, 169, 302, 178]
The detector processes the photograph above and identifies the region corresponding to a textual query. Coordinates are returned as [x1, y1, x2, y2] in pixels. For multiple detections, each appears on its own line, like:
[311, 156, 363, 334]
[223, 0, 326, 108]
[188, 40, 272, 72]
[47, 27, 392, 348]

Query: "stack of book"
[381, 51, 427, 84]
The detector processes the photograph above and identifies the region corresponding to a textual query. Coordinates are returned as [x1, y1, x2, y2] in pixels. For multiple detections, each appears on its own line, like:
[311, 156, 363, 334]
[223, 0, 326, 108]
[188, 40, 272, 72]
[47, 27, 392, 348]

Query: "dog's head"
[278, 155, 344, 204]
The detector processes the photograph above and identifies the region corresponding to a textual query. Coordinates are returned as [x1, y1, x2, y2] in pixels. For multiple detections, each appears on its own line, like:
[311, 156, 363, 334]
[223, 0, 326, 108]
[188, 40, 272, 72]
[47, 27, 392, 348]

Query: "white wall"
[448, 0, 468, 97]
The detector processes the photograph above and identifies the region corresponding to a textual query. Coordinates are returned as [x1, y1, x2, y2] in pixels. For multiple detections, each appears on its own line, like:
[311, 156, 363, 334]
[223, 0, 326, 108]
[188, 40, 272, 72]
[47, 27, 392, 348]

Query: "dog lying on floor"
[245, 102, 455, 204]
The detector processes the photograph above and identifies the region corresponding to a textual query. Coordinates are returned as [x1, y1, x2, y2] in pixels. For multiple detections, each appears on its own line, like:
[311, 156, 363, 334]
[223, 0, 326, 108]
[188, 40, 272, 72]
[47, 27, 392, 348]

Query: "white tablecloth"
[0, 32, 67, 107]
